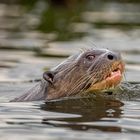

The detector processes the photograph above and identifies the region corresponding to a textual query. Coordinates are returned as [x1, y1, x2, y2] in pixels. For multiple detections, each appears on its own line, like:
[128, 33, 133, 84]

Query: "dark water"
[0, 0, 140, 140]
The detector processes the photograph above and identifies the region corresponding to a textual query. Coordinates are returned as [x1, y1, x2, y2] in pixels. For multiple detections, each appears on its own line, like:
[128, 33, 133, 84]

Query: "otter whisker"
[80, 67, 108, 92]
[123, 70, 127, 82]
[67, 69, 103, 96]
[86, 40, 97, 49]
[82, 64, 112, 91]
[67, 74, 93, 96]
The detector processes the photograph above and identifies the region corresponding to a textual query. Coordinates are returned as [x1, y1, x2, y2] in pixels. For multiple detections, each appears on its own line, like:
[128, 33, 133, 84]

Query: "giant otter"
[11, 48, 125, 102]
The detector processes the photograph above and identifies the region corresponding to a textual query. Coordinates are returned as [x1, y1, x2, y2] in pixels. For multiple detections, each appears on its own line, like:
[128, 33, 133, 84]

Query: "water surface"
[0, 0, 140, 140]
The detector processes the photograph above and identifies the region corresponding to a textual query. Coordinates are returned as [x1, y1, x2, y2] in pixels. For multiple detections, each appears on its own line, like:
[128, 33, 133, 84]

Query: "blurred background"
[0, 0, 140, 83]
[0, 1, 140, 140]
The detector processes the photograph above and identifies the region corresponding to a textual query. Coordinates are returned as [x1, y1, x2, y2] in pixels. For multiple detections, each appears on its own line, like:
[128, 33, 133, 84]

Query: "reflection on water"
[0, 0, 140, 140]
[42, 97, 123, 132]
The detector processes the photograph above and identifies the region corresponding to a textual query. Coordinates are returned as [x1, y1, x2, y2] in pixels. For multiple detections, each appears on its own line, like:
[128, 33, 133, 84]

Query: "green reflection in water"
[38, 0, 87, 40]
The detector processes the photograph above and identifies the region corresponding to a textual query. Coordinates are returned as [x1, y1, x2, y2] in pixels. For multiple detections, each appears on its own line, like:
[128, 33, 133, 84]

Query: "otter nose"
[106, 51, 121, 61]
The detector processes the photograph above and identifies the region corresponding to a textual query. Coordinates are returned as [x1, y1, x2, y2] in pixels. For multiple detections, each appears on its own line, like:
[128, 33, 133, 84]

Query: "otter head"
[43, 49, 124, 100]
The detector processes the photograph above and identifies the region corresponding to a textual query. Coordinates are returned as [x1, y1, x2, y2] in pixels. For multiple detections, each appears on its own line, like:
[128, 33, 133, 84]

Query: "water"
[0, 0, 140, 140]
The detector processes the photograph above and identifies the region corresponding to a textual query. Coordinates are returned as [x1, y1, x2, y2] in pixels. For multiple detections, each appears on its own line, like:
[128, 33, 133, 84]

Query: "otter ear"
[43, 71, 55, 85]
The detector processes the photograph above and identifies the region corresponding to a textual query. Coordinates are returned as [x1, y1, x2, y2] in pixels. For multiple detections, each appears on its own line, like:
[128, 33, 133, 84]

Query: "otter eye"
[86, 55, 95, 61]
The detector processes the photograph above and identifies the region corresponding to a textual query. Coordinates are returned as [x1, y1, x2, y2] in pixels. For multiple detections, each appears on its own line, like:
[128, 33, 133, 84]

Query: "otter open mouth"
[87, 62, 124, 91]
